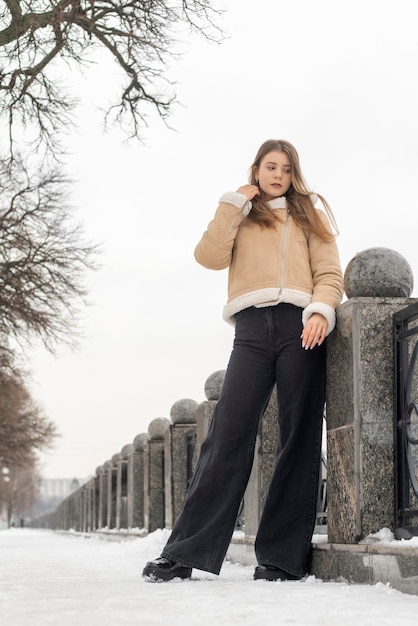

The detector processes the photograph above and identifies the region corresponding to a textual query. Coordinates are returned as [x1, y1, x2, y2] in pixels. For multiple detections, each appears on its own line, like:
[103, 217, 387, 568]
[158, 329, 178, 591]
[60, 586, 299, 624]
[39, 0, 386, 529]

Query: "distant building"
[38, 477, 90, 503]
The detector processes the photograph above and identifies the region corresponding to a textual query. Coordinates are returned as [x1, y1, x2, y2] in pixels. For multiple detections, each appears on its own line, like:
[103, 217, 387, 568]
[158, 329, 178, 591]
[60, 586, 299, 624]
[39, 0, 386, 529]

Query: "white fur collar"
[268, 193, 318, 210]
[268, 197, 287, 210]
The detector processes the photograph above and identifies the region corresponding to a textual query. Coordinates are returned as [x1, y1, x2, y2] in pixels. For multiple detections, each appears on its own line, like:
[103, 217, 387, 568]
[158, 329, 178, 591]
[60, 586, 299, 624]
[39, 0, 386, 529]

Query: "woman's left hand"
[301, 313, 328, 350]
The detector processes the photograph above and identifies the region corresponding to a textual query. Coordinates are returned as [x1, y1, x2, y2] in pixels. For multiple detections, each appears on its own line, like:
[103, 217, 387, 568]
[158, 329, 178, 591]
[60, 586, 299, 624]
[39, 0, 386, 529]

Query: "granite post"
[59, 499, 65, 530]
[193, 370, 225, 469]
[93, 474, 100, 531]
[164, 399, 198, 529]
[85, 479, 91, 531]
[106, 455, 119, 529]
[81, 484, 87, 532]
[63, 496, 69, 530]
[69, 493, 76, 530]
[326, 247, 416, 543]
[86, 477, 96, 532]
[144, 417, 170, 532]
[116, 444, 133, 530]
[97, 465, 107, 530]
[127, 433, 148, 530]
[63, 498, 69, 530]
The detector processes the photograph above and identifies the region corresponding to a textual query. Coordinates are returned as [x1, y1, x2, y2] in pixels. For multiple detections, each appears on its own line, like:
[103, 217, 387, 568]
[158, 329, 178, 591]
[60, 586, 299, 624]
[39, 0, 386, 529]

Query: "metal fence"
[394, 301, 418, 538]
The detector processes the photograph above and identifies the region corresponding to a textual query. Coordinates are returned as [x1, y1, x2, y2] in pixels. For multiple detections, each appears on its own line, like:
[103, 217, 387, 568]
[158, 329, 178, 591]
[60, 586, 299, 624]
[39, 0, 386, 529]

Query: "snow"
[1, 529, 418, 625]
[359, 527, 418, 547]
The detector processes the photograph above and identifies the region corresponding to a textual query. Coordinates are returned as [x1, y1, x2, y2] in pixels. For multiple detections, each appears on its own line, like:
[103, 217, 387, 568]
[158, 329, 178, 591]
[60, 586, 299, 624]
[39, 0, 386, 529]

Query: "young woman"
[143, 139, 344, 582]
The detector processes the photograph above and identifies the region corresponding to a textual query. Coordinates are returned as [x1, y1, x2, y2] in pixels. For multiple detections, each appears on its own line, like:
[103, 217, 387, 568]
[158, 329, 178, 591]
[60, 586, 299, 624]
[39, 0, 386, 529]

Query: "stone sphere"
[103, 460, 113, 471]
[121, 443, 134, 459]
[170, 398, 199, 424]
[148, 417, 171, 440]
[111, 452, 122, 464]
[204, 370, 226, 401]
[95, 465, 104, 476]
[132, 432, 149, 451]
[344, 248, 414, 298]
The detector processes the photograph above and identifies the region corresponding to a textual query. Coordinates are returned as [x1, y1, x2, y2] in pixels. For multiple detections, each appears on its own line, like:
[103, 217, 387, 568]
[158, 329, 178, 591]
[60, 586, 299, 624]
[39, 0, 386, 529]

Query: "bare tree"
[0, 372, 56, 526]
[0, 453, 42, 526]
[0, 154, 98, 362]
[0, 1, 222, 355]
[0, 371, 58, 470]
[0, 0, 223, 156]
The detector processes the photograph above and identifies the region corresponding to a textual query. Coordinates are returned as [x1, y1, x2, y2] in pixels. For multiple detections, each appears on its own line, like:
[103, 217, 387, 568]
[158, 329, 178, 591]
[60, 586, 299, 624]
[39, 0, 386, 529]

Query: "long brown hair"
[248, 139, 338, 242]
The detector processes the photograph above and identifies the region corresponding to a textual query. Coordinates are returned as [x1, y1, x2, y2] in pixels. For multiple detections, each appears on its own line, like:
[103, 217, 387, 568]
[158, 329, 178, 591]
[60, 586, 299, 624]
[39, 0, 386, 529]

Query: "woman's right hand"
[236, 185, 260, 200]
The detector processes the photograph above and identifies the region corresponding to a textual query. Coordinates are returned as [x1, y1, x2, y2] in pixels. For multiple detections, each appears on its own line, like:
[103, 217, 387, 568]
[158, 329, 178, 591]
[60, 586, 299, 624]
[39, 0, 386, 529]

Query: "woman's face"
[256, 150, 292, 200]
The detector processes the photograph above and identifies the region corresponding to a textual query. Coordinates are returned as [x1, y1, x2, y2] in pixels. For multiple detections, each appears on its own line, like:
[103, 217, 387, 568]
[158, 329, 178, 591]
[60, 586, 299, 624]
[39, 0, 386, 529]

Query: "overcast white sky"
[29, 0, 418, 479]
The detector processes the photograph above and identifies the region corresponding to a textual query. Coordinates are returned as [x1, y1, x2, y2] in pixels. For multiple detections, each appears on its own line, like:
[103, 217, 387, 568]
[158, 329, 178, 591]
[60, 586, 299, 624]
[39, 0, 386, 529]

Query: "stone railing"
[30, 365, 326, 535]
[30, 248, 418, 548]
[30, 369, 225, 534]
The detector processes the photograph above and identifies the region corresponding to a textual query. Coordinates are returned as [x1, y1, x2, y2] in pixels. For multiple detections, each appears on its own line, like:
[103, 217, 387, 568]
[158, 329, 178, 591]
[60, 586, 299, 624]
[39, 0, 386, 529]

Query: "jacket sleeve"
[302, 211, 345, 334]
[194, 193, 251, 270]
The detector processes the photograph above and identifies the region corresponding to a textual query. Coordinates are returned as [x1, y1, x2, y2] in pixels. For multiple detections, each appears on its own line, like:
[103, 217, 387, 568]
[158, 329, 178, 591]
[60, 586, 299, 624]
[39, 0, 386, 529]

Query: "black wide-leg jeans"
[162, 303, 326, 577]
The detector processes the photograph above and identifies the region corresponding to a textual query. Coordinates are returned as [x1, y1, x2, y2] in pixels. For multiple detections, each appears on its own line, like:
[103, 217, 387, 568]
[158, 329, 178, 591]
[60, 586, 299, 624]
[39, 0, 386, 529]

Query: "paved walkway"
[1, 529, 418, 625]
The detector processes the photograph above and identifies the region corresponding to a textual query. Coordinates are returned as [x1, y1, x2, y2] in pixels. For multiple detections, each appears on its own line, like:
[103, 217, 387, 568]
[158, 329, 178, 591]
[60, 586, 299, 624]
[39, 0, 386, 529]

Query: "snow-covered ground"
[1, 528, 417, 625]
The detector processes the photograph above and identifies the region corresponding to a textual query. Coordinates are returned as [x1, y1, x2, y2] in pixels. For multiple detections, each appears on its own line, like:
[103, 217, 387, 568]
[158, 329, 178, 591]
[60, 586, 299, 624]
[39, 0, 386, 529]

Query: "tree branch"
[0, 1, 224, 157]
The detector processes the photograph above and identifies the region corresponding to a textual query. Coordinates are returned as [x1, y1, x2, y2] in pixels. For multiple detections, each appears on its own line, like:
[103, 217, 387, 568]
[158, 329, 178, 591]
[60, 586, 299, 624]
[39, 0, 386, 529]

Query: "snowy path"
[1, 529, 417, 626]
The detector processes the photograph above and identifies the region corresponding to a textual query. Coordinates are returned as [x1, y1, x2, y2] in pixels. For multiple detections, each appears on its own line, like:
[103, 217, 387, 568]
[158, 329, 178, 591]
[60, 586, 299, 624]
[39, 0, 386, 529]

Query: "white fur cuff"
[302, 302, 336, 335]
[219, 192, 252, 215]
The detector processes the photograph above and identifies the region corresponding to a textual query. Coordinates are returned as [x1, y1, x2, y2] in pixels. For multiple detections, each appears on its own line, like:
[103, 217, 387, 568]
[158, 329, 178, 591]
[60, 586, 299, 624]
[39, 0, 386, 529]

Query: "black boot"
[142, 557, 192, 582]
[254, 565, 301, 581]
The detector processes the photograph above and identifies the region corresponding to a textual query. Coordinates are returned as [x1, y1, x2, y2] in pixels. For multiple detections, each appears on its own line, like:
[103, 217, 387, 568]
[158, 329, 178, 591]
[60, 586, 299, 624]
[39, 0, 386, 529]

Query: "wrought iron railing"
[316, 452, 327, 529]
[186, 432, 196, 488]
[393, 301, 418, 538]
